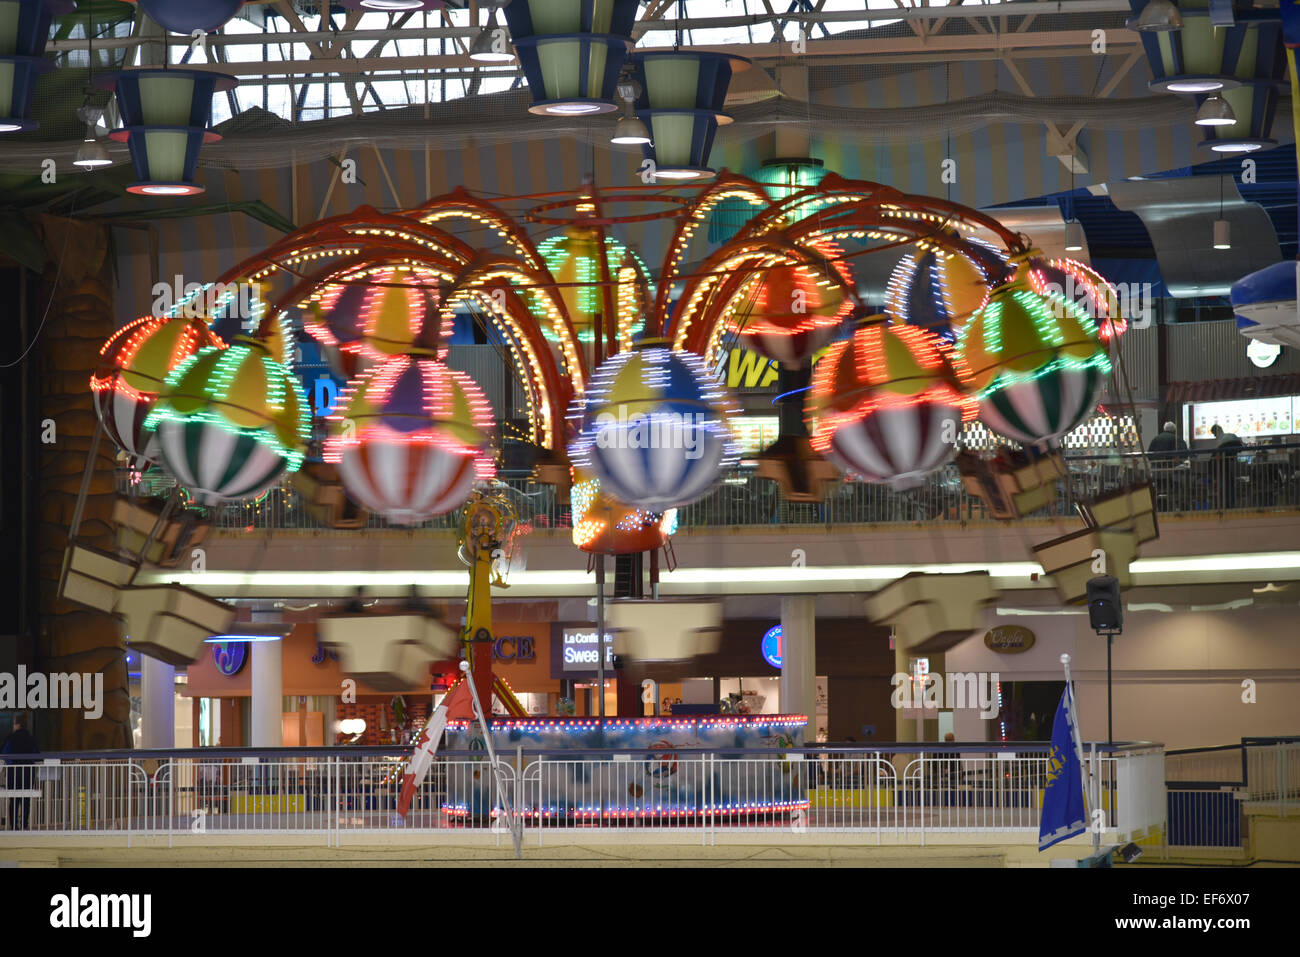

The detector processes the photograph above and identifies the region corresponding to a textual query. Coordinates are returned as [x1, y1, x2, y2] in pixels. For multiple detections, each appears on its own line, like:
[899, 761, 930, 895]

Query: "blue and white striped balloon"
[568, 346, 739, 512]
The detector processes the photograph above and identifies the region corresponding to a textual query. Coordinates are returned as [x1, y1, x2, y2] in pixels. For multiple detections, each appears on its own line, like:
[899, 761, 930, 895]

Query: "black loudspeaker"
[1087, 576, 1123, 634]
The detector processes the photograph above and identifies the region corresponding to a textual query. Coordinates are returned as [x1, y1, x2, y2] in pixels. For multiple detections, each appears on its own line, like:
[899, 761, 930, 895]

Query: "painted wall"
[945, 601, 1300, 751]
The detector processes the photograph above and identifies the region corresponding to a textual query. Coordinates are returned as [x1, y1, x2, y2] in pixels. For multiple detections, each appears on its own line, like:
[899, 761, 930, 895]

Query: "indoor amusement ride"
[57, 164, 1153, 825]
[43, 0, 1153, 831]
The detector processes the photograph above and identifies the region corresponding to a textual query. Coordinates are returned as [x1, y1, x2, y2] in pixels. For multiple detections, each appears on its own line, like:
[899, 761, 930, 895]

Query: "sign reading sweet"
[983, 625, 1036, 654]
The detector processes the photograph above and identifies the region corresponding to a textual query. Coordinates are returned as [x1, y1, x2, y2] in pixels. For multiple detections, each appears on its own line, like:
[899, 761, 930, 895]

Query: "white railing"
[0, 745, 1167, 849]
[1245, 741, 1300, 814]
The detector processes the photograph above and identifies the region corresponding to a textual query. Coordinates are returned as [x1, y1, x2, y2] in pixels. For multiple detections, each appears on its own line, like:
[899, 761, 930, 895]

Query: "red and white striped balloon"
[806, 322, 977, 489]
[324, 355, 494, 525]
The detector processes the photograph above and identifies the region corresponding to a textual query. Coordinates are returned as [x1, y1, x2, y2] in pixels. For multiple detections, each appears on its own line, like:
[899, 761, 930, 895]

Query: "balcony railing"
[0, 742, 1165, 849]
[113, 444, 1300, 533]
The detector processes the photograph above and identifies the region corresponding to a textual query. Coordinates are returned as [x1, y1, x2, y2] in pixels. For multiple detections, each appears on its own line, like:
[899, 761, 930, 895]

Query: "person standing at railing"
[2, 715, 38, 831]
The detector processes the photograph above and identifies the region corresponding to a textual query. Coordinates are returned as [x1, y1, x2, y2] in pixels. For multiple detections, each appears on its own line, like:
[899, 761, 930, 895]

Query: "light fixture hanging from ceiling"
[126, 0, 247, 34]
[0, 0, 74, 133]
[1128, 0, 1184, 32]
[1064, 220, 1085, 252]
[610, 72, 650, 146]
[73, 9, 112, 170]
[468, 6, 515, 63]
[74, 107, 112, 168]
[96, 66, 238, 195]
[1214, 218, 1231, 249]
[1063, 158, 1084, 253]
[504, 0, 641, 117]
[1195, 94, 1237, 127]
[626, 48, 750, 181]
[1214, 174, 1230, 250]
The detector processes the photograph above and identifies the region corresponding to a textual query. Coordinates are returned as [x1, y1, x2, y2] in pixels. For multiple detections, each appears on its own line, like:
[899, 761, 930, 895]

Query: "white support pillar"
[780, 596, 816, 744]
[251, 639, 284, 747]
[141, 656, 175, 749]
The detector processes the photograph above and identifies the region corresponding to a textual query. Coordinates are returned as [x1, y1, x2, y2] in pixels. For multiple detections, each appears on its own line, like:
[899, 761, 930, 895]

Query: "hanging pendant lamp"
[0, 0, 74, 133]
[96, 66, 237, 195]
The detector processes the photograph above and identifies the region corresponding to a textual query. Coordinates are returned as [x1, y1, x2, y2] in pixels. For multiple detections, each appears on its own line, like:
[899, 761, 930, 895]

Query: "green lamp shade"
[503, 0, 639, 40]
[0, 53, 49, 131]
[630, 51, 750, 113]
[640, 109, 725, 180]
[514, 34, 628, 116]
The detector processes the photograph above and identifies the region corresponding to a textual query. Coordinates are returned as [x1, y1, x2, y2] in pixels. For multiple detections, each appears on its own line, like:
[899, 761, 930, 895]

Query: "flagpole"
[1060, 653, 1100, 852]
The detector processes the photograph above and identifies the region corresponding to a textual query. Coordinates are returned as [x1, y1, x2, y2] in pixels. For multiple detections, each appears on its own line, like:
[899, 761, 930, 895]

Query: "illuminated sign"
[561, 629, 615, 671]
[1190, 396, 1296, 440]
[493, 636, 535, 662]
[722, 346, 831, 391]
[761, 625, 782, 669]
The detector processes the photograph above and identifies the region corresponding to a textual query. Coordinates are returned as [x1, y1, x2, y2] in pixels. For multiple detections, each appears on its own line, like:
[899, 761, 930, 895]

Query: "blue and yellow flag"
[1039, 687, 1088, 851]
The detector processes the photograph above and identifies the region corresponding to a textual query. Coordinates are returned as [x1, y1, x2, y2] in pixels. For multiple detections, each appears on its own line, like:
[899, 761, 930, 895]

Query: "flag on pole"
[396, 704, 448, 819]
[1038, 687, 1088, 851]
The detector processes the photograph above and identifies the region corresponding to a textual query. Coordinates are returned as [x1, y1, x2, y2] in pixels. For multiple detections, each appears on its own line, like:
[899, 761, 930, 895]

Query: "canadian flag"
[396, 704, 448, 818]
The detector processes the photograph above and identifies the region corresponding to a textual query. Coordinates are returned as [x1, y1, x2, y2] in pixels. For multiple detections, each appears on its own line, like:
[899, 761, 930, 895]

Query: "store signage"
[723, 346, 831, 391]
[1189, 395, 1297, 440]
[983, 625, 1036, 654]
[493, 636, 535, 662]
[761, 625, 782, 669]
[561, 629, 614, 671]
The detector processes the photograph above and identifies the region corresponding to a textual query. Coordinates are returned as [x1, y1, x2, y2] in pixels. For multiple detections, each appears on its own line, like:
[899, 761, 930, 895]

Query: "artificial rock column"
[140, 656, 175, 749]
[780, 596, 817, 744]
[35, 216, 131, 750]
[251, 639, 284, 747]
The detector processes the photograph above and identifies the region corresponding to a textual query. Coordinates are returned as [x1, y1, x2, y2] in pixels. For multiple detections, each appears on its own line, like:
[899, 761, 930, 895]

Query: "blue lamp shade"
[0, 0, 75, 58]
[98, 68, 237, 196]
[1198, 80, 1279, 152]
[628, 51, 750, 113]
[513, 33, 631, 116]
[1127, 1, 1284, 94]
[639, 109, 725, 181]
[502, 0, 640, 41]
[0, 53, 49, 132]
[129, 1, 245, 35]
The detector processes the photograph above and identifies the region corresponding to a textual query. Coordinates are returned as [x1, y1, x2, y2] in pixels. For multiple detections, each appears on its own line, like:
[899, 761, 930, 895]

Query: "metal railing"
[1159, 738, 1299, 850]
[0, 743, 1166, 848]
[1244, 738, 1300, 812]
[114, 444, 1300, 534]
